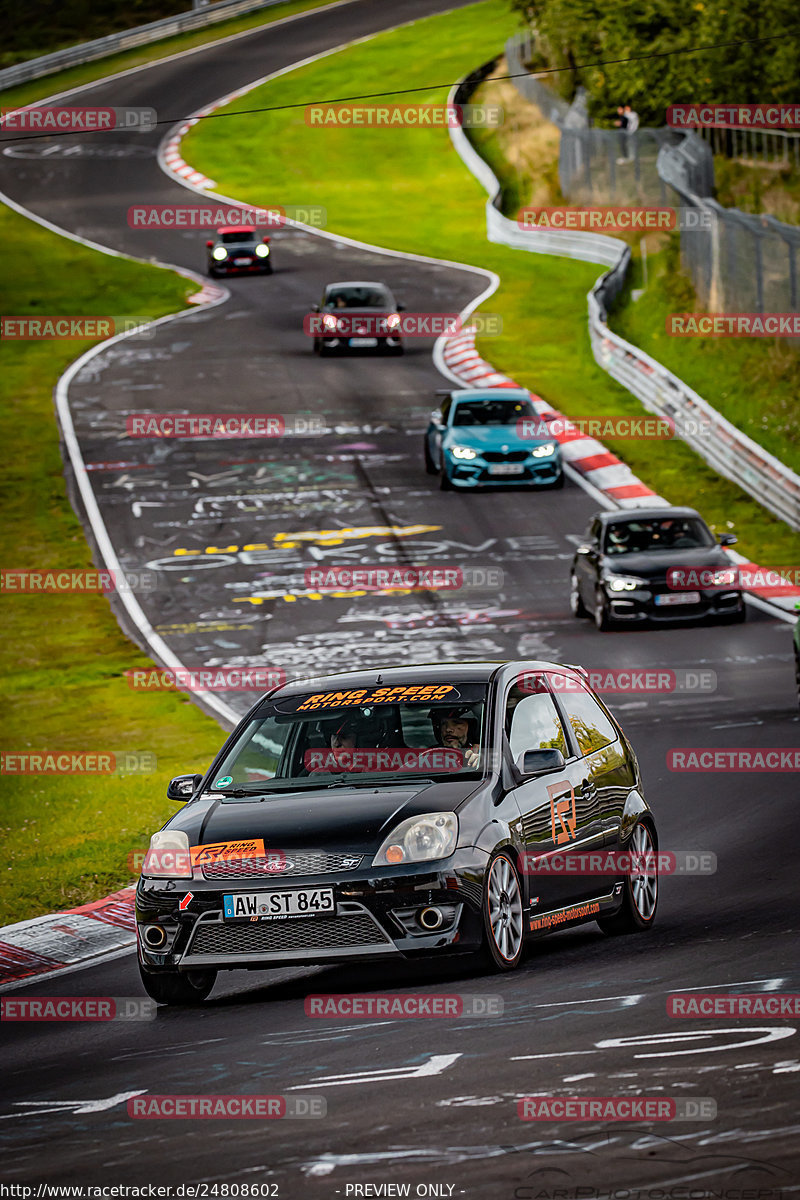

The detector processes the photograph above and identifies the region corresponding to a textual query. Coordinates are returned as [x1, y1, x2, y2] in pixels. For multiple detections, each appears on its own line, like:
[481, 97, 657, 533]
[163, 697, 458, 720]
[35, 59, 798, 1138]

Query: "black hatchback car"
[206, 225, 272, 276]
[570, 507, 745, 629]
[136, 662, 659, 1004]
[309, 280, 404, 355]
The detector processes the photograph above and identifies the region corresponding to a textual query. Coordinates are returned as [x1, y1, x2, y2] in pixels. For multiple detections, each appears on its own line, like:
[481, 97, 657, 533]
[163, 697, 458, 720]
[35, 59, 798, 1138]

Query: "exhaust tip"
[418, 906, 443, 931]
[142, 924, 167, 949]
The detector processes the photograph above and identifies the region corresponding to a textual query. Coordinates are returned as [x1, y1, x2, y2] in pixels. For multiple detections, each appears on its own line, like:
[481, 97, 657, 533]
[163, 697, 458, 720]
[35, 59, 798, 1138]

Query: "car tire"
[478, 852, 525, 971]
[721, 600, 746, 624]
[439, 467, 453, 491]
[138, 963, 216, 1006]
[570, 572, 588, 618]
[597, 821, 658, 936]
[594, 587, 613, 631]
[424, 440, 438, 475]
[551, 470, 565, 490]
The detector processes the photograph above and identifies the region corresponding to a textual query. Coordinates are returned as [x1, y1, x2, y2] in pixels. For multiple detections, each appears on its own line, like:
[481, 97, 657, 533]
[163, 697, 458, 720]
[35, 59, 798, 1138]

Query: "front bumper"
[604, 585, 743, 622]
[136, 849, 487, 973]
[209, 258, 271, 275]
[316, 335, 403, 352]
[444, 454, 562, 488]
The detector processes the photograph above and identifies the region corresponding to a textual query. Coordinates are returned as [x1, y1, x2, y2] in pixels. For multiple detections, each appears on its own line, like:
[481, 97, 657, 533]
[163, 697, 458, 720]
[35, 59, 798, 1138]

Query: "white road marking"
[1, 1091, 146, 1120]
[288, 1052, 462, 1088]
[597, 1027, 796, 1057]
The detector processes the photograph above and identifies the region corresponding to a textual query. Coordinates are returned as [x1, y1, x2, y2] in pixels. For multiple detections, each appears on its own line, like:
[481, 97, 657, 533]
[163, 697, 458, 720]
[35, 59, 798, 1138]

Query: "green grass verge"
[0, 206, 223, 925]
[182, 0, 800, 565]
[0, 0, 343, 110]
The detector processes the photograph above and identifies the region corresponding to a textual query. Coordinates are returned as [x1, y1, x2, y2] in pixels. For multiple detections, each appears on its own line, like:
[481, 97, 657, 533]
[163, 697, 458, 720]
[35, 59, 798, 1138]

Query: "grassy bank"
[182, 3, 800, 564]
[0, 206, 222, 925]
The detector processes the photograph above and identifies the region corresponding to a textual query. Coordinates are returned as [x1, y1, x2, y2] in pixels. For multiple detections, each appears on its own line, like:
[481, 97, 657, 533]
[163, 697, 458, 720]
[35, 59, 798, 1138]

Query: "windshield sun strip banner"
[295, 684, 457, 711]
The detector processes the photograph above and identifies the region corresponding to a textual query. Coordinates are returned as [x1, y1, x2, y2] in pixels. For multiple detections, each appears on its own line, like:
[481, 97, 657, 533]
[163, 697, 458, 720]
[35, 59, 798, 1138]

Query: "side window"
[557, 683, 618, 757]
[505, 686, 568, 760]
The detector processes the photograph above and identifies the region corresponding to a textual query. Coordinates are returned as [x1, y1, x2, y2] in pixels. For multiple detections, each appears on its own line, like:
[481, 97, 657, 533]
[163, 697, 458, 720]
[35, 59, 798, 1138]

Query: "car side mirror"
[206, 240, 214, 248]
[310, 303, 320, 313]
[396, 302, 406, 311]
[167, 773, 203, 802]
[515, 748, 566, 777]
[718, 533, 737, 546]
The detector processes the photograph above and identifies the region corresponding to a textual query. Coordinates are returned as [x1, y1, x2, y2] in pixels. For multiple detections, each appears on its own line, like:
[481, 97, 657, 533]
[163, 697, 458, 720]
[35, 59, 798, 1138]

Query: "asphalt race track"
[1, 0, 799, 1194]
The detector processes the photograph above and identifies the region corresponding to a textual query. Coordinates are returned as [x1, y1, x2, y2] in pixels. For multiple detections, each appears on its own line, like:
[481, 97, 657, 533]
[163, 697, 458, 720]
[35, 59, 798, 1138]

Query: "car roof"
[217, 225, 256, 235]
[450, 388, 532, 402]
[271, 660, 585, 699]
[598, 506, 702, 523]
[324, 280, 392, 291]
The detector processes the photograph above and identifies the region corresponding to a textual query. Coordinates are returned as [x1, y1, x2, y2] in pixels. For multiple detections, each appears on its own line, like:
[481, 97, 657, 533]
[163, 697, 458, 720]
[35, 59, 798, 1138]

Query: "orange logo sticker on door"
[547, 781, 576, 844]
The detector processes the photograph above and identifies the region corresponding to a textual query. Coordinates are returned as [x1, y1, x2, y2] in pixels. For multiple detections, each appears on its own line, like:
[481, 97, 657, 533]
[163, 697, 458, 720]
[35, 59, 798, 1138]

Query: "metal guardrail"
[0, 0, 287, 91]
[450, 63, 800, 531]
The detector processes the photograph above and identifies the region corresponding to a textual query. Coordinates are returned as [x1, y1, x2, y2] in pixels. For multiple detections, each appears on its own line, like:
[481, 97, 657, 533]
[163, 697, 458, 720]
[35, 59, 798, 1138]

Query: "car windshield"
[220, 230, 256, 244]
[325, 286, 392, 308]
[452, 398, 535, 426]
[209, 682, 488, 793]
[604, 517, 715, 554]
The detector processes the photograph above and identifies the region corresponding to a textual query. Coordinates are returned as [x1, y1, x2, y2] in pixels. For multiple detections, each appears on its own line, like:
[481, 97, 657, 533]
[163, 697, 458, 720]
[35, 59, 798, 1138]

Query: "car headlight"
[142, 829, 192, 878]
[322, 313, 339, 331]
[212, 247, 228, 261]
[531, 441, 557, 458]
[372, 812, 458, 866]
[710, 568, 738, 587]
[255, 243, 269, 258]
[385, 312, 401, 330]
[606, 574, 647, 592]
[450, 445, 478, 461]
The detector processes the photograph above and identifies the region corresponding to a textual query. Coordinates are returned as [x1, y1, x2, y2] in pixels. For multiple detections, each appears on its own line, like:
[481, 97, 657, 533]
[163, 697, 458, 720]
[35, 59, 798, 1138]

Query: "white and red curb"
[0, 889, 136, 991]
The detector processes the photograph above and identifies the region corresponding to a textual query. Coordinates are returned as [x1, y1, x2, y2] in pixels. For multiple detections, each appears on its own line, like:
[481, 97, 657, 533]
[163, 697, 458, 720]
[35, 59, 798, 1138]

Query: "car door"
[549, 672, 633, 893]
[573, 517, 602, 607]
[503, 678, 590, 913]
[428, 393, 452, 468]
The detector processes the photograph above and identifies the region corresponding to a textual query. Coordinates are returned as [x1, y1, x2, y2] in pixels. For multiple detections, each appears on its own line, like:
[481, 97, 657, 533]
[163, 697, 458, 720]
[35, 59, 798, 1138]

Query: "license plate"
[349, 337, 377, 347]
[488, 463, 525, 476]
[233, 257, 252, 266]
[223, 888, 334, 921]
[655, 592, 701, 606]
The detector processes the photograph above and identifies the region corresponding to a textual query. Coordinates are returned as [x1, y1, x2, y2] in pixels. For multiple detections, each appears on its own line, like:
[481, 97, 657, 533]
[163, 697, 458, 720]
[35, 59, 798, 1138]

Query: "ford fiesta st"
[570, 507, 745, 629]
[310, 280, 404, 354]
[425, 389, 563, 490]
[206, 226, 272, 276]
[136, 662, 659, 1005]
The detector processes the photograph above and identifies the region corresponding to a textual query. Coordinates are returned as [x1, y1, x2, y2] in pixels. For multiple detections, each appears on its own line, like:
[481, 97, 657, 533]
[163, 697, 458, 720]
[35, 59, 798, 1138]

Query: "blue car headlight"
[530, 441, 557, 458]
[450, 445, 478, 461]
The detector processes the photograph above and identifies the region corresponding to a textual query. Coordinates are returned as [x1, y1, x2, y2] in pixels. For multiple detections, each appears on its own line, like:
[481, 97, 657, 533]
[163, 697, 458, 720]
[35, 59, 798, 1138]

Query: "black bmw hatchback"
[570, 507, 745, 629]
[136, 661, 659, 1004]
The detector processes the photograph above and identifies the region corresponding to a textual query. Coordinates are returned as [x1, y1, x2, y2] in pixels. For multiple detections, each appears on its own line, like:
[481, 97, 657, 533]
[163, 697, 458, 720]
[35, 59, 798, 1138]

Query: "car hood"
[167, 778, 477, 854]
[443, 426, 553, 451]
[603, 545, 731, 580]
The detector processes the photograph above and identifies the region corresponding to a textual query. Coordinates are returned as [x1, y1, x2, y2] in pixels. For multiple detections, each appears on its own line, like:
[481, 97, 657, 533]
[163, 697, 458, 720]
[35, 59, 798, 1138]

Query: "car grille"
[482, 450, 529, 463]
[187, 913, 390, 956]
[201, 851, 365, 880]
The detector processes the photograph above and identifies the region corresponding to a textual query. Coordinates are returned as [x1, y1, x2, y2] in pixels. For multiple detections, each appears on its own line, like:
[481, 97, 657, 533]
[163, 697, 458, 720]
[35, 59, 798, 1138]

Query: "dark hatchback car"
[206, 225, 272, 276]
[136, 662, 658, 1004]
[310, 280, 404, 355]
[570, 507, 745, 630]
